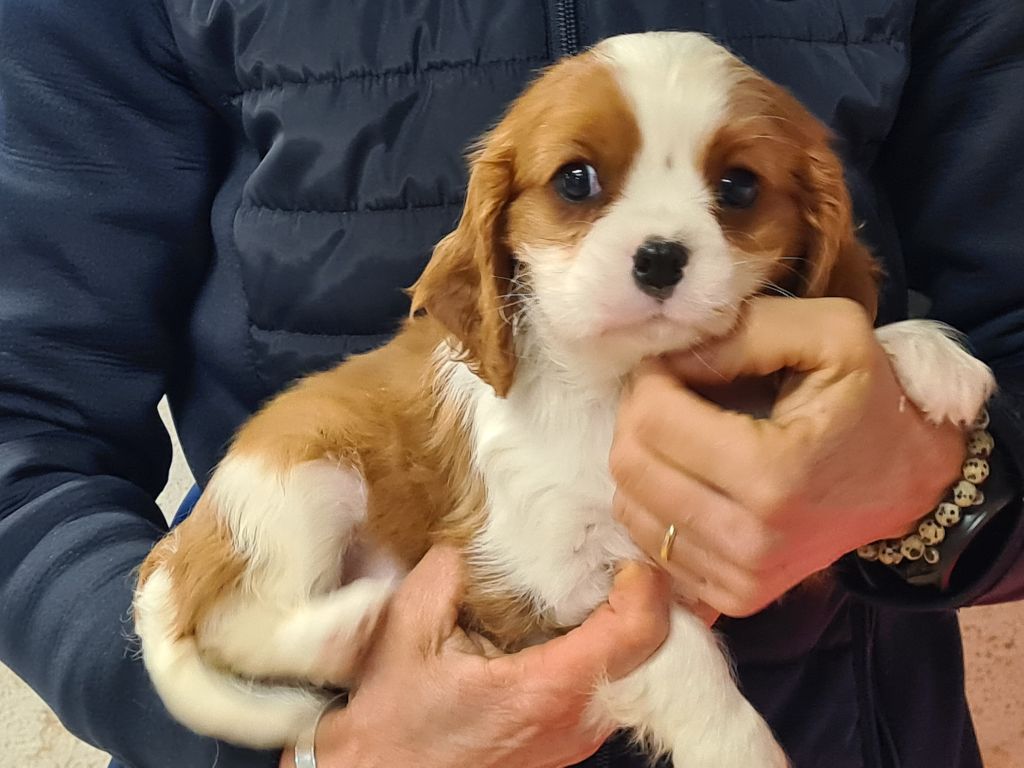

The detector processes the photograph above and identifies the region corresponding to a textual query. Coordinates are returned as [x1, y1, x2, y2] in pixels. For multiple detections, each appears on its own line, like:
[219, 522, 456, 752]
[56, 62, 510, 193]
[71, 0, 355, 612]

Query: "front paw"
[876, 319, 996, 426]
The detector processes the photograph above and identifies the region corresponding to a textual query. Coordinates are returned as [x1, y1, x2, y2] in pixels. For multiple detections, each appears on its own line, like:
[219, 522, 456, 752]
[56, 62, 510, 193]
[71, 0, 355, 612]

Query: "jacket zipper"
[556, 0, 580, 56]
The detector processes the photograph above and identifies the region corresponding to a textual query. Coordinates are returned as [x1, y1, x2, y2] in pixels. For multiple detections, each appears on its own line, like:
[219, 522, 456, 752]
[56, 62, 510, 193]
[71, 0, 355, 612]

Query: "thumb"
[393, 544, 465, 634]
[503, 562, 671, 686]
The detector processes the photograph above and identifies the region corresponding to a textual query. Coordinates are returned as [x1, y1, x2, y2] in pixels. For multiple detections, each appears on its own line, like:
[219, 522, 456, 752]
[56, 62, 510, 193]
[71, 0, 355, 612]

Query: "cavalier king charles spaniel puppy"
[134, 31, 994, 767]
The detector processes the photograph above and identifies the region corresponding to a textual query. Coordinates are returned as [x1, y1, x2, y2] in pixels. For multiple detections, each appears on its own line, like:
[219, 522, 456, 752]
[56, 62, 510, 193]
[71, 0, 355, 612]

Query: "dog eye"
[718, 168, 759, 209]
[555, 162, 602, 202]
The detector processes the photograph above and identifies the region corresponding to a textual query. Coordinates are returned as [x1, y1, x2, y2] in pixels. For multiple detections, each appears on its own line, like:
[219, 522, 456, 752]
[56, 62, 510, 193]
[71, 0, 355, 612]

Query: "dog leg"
[198, 576, 393, 686]
[876, 319, 996, 426]
[196, 454, 398, 684]
[589, 605, 789, 768]
[135, 454, 397, 745]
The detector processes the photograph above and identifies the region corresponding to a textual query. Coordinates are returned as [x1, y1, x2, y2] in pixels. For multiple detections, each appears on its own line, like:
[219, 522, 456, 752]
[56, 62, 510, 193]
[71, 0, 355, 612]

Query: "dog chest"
[447, 361, 641, 627]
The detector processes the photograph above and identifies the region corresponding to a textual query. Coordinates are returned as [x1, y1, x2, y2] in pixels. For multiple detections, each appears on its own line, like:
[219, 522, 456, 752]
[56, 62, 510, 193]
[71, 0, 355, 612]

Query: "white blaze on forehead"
[592, 32, 744, 191]
[519, 33, 764, 378]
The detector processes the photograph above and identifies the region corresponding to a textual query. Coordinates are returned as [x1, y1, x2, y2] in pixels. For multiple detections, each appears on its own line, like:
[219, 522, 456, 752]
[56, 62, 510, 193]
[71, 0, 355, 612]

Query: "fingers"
[612, 464, 782, 576]
[507, 562, 671, 685]
[614, 493, 777, 618]
[662, 296, 875, 386]
[610, 450, 760, 566]
[617, 358, 776, 494]
[615, 363, 801, 515]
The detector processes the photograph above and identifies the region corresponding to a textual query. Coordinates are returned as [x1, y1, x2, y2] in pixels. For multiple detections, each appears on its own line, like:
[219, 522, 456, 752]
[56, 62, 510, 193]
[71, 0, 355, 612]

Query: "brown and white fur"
[134, 32, 995, 767]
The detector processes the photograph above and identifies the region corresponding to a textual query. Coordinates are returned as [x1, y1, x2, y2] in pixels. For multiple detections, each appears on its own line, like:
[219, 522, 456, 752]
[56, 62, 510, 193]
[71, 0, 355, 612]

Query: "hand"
[610, 297, 965, 618]
[283, 545, 671, 768]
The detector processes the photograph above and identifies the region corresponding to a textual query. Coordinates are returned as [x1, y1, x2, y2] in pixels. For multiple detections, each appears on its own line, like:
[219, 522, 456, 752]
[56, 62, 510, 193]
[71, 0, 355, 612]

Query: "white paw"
[876, 320, 996, 426]
[318, 578, 393, 685]
[279, 578, 393, 686]
[672, 714, 789, 768]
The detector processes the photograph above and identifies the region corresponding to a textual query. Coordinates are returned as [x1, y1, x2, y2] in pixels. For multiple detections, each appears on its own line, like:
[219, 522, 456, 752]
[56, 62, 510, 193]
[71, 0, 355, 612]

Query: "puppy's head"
[412, 31, 880, 396]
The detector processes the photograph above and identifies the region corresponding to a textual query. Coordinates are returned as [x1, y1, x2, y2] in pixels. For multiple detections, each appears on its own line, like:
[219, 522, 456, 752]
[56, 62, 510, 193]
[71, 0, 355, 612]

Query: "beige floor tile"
[962, 601, 1024, 768]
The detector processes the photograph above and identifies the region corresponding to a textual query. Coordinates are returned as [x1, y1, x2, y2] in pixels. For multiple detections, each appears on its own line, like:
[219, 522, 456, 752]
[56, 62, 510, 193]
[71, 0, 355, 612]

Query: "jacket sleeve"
[0, 2, 277, 766]
[843, 0, 1024, 608]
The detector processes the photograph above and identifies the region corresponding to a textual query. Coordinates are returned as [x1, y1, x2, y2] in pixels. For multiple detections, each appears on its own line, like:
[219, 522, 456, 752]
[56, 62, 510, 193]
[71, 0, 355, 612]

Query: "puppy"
[134, 31, 995, 767]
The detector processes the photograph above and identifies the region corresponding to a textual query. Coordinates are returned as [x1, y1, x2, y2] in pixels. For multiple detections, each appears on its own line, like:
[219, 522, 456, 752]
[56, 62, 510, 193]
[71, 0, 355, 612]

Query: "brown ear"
[799, 145, 882, 320]
[410, 136, 517, 396]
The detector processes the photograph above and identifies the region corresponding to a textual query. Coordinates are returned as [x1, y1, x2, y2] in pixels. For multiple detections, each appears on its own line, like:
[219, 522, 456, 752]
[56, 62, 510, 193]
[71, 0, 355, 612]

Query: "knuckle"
[824, 296, 872, 330]
[611, 491, 631, 526]
[732, 524, 776, 571]
[726, 601, 763, 620]
[718, 584, 765, 619]
[715, 594, 747, 618]
[608, 442, 647, 496]
[607, 437, 632, 481]
[619, 394, 662, 444]
[631, 408, 659, 444]
[617, 382, 646, 424]
[734, 575, 764, 608]
[612, 501, 651, 543]
[825, 299, 876, 359]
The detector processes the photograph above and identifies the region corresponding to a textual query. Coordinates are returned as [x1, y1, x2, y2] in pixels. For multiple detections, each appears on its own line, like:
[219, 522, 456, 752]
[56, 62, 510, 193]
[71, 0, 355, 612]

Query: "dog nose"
[632, 238, 689, 299]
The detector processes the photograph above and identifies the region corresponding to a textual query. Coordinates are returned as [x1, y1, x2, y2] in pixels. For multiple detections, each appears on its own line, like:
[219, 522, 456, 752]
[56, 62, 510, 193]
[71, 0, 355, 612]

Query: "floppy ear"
[799, 144, 882, 320]
[410, 135, 518, 396]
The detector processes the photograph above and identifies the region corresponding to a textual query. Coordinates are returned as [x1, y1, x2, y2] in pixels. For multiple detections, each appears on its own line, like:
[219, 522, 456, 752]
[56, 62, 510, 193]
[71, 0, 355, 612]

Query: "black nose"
[632, 238, 689, 299]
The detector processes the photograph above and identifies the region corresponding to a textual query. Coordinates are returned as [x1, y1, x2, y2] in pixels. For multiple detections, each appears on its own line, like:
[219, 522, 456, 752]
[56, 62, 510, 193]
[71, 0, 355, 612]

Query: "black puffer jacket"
[2, 2, 1023, 767]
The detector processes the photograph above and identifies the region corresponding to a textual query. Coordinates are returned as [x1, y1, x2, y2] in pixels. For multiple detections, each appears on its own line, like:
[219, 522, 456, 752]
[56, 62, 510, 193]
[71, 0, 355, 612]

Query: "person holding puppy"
[2, 2, 1022, 767]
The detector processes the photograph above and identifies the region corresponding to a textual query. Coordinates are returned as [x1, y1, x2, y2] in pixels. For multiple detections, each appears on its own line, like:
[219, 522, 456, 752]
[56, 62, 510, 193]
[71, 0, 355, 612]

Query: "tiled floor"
[1, 402, 1021, 766]
[962, 603, 1024, 767]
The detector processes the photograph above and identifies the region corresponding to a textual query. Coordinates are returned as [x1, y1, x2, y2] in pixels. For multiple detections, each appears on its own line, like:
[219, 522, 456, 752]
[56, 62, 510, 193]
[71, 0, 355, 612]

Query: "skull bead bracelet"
[855, 408, 996, 583]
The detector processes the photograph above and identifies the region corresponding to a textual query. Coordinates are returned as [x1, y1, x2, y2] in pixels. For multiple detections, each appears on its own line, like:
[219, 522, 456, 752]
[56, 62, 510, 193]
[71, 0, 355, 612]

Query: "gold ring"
[659, 524, 677, 562]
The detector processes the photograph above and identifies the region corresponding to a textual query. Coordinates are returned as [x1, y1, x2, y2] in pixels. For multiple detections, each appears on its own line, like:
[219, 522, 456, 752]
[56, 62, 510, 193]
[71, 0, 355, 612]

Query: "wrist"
[314, 708, 372, 768]
[854, 407, 1016, 590]
[315, 701, 442, 768]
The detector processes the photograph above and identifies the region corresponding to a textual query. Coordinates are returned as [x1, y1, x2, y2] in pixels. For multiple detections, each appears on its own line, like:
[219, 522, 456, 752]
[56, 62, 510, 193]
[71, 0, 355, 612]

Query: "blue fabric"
[172, 486, 202, 529]
[1, 1, 1023, 766]
[108, 488, 199, 768]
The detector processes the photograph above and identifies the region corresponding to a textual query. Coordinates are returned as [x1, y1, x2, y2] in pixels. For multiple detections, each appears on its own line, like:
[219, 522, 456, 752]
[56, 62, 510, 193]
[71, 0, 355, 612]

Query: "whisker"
[768, 261, 805, 281]
[759, 280, 799, 299]
[690, 347, 729, 382]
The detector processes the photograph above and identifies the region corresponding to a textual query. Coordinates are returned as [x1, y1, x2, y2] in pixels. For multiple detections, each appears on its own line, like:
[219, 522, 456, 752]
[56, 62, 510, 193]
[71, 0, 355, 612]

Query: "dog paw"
[876, 320, 996, 427]
[671, 711, 789, 768]
[319, 578, 392, 685]
[283, 578, 393, 686]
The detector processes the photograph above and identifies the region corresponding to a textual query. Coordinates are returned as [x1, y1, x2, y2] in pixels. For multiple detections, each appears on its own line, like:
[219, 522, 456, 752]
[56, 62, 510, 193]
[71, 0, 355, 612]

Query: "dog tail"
[133, 567, 324, 748]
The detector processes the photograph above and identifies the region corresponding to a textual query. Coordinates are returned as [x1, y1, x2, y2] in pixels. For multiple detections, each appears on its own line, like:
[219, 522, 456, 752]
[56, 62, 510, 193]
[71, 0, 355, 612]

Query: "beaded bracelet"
[856, 409, 993, 569]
